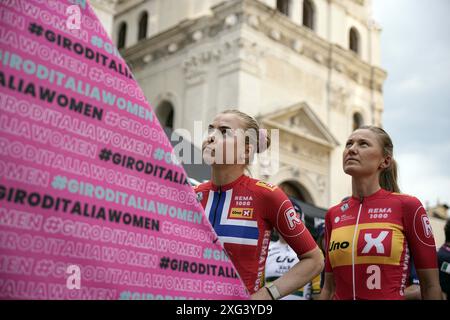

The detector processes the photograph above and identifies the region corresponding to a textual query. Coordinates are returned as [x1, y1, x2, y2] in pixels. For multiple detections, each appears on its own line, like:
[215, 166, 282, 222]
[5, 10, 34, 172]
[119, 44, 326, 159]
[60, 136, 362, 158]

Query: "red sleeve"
[193, 182, 210, 209]
[402, 196, 438, 269]
[324, 209, 332, 272]
[262, 187, 317, 256]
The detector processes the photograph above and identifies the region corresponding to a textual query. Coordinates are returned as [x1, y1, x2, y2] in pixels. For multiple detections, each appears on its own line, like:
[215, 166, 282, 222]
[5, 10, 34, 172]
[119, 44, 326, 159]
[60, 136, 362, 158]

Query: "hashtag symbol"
[105, 112, 119, 126]
[203, 248, 212, 259]
[35, 260, 53, 277]
[171, 152, 182, 166]
[28, 23, 43, 36]
[119, 291, 131, 300]
[203, 280, 214, 294]
[91, 35, 103, 48]
[99, 148, 112, 162]
[153, 148, 164, 161]
[51, 175, 67, 190]
[159, 257, 170, 269]
[44, 217, 60, 233]
[89, 67, 103, 82]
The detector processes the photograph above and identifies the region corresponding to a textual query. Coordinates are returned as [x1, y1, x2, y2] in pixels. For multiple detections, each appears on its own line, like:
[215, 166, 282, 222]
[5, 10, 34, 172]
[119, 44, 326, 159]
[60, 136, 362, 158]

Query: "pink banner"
[0, 0, 248, 300]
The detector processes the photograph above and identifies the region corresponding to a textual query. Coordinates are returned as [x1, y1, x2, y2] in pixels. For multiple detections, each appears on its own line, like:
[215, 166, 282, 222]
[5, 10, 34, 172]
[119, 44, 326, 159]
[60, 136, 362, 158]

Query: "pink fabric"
[0, 0, 248, 300]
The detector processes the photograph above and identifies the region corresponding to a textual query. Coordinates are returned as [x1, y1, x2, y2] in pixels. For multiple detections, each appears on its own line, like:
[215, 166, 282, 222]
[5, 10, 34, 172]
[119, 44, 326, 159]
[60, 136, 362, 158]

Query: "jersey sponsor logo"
[421, 214, 433, 238]
[275, 256, 296, 264]
[366, 265, 381, 290]
[234, 196, 253, 201]
[400, 247, 410, 296]
[229, 208, 254, 220]
[413, 207, 435, 247]
[358, 229, 392, 257]
[368, 208, 392, 214]
[276, 201, 306, 237]
[328, 223, 404, 268]
[255, 230, 272, 291]
[255, 181, 277, 191]
[234, 195, 253, 206]
[369, 213, 389, 219]
[259, 230, 272, 265]
[340, 203, 349, 212]
[368, 208, 391, 219]
[328, 240, 350, 252]
[284, 207, 302, 230]
[334, 213, 355, 224]
[205, 189, 259, 246]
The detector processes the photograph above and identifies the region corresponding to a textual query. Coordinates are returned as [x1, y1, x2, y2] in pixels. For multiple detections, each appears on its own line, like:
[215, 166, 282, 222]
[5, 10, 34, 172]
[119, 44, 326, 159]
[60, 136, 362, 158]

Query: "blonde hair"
[358, 125, 400, 193]
[220, 109, 271, 154]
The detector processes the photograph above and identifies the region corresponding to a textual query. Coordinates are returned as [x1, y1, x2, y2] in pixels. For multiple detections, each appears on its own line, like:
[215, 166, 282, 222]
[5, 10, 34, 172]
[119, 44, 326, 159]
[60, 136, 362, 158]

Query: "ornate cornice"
[121, 0, 386, 92]
[90, 0, 145, 15]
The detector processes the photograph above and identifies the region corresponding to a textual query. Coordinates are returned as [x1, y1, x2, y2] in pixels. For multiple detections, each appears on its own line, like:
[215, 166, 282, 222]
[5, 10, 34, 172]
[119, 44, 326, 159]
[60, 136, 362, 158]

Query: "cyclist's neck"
[351, 175, 381, 200]
[211, 165, 246, 187]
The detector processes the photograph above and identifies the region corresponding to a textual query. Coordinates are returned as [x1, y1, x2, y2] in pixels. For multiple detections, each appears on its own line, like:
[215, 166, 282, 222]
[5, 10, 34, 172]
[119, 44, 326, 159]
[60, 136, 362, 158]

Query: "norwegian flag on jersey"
[204, 190, 259, 246]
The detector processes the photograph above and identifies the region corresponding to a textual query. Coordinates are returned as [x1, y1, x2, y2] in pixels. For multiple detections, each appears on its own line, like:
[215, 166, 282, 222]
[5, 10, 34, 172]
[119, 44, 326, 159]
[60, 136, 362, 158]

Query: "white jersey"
[265, 240, 312, 300]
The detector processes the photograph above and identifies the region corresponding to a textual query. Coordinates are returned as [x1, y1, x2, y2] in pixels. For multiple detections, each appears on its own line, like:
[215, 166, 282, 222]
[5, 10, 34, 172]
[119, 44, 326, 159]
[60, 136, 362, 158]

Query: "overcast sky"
[372, 0, 450, 208]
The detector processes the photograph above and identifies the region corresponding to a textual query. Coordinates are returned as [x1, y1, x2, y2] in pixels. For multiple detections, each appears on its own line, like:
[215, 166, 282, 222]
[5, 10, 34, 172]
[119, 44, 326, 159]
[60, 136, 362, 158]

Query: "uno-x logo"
[328, 240, 350, 252]
[229, 208, 254, 220]
[358, 229, 392, 257]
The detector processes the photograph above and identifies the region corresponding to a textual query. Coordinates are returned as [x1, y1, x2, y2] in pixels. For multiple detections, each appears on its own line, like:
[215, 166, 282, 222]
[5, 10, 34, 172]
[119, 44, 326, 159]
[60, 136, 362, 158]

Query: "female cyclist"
[194, 109, 324, 300]
[320, 126, 441, 300]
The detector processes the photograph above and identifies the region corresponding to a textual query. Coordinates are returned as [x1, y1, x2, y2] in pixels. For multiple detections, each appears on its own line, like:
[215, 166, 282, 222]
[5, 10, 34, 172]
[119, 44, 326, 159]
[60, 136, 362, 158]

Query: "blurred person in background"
[437, 219, 450, 300]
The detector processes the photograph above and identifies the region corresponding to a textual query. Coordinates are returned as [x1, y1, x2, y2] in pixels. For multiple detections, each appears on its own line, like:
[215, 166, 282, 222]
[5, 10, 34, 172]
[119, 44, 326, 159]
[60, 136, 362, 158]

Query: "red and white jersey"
[194, 175, 317, 294]
[324, 188, 438, 300]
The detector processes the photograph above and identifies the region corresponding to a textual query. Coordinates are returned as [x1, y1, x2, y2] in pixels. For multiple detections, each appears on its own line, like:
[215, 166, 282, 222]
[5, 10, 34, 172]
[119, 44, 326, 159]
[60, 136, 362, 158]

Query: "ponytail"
[359, 125, 400, 193]
[379, 158, 400, 193]
[220, 109, 271, 161]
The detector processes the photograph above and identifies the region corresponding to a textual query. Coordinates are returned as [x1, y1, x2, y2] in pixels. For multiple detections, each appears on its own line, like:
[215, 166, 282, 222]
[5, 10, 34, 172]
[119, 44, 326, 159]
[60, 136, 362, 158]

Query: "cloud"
[393, 75, 425, 94]
[396, 153, 450, 208]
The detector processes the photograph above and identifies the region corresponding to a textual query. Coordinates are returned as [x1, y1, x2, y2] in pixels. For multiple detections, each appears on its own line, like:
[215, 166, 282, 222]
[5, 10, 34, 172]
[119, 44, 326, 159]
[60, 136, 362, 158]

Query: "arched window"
[349, 27, 360, 54]
[138, 11, 148, 40]
[276, 0, 290, 16]
[117, 22, 127, 49]
[303, 0, 315, 30]
[353, 112, 364, 131]
[279, 180, 314, 204]
[156, 100, 174, 130]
